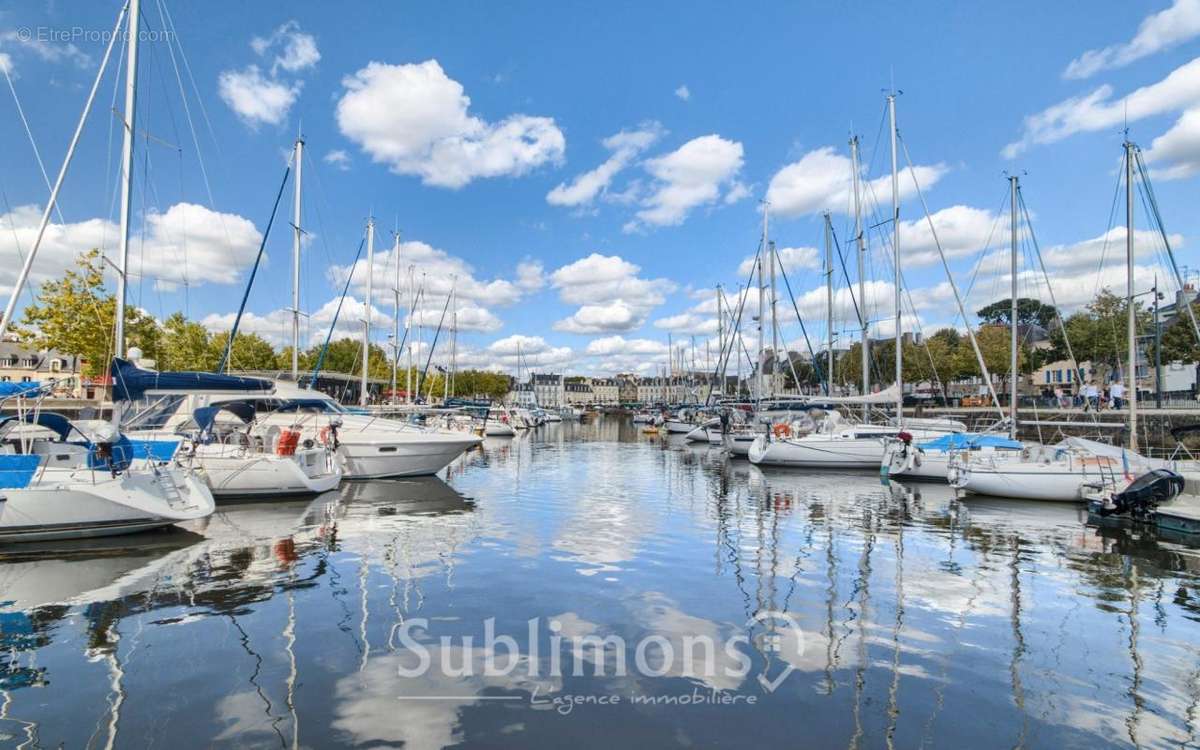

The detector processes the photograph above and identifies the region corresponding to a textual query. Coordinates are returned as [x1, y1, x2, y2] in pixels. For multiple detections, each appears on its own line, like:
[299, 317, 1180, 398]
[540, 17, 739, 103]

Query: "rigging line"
[709, 243, 760, 402]
[101, 25, 127, 259]
[961, 184, 1011, 302]
[157, 0, 227, 181]
[153, 0, 243, 283]
[1091, 153, 1125, 306]
[1, 64, 66, 224]
[829, 223, 884, 386]
[218, 164, 291, 373]
[311, 234, 367, 384]
[1134, 147, 1200, 347]
[897, 133, 1003, 414]
[1018, 188, 1093, 409]
[775, 253, 825, 387]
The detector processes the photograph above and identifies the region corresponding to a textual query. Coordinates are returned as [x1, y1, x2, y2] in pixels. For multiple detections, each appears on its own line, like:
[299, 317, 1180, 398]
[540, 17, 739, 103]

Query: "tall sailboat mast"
[888, 93, 903, 423]
[361, 217, 374, 407]
[851, 135, 869, 418]
[390, 230, 401, 406]
[824, 211, 834, 396]
[1009, 175, 1020, 439]
[114, 0, 142, 358]
[290, 136, 304, 380]
[1125, 141, 1139, 452]
[758, 202, 768, 401]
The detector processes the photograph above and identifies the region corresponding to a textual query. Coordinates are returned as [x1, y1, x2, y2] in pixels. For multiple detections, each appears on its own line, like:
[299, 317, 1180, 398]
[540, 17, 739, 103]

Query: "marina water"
[2, 417, 1199, 748]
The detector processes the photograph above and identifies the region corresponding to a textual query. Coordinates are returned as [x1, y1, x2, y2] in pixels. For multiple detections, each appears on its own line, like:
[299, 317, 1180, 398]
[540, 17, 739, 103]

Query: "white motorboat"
[883, 432, 1024, 482]
[0, 409, 214, 543]
[948, 438, 1149, 502]
[117, 359, 480, 480]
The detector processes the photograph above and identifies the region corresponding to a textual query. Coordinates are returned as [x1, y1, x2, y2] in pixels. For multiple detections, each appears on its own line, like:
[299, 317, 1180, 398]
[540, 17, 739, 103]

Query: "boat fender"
[913, 451, 922, 468]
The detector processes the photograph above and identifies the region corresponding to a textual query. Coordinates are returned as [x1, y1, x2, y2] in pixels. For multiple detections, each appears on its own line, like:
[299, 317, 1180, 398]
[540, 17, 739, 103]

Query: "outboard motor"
[1098, 469, 1185, 518]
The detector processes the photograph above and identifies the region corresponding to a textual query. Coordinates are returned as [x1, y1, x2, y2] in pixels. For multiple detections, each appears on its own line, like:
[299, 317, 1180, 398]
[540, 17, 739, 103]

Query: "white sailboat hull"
[949, 463, 1103, 502]
[728, 433, 756, 457]
[0, 468, 214, 542]
[664, 420, 696, 434]
[192, 446, 341, 499]
[749, 435, 887, 469]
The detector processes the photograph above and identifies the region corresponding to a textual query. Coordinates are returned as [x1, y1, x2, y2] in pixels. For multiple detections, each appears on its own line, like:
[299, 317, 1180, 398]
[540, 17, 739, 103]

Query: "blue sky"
[2, 0, 1200, 375]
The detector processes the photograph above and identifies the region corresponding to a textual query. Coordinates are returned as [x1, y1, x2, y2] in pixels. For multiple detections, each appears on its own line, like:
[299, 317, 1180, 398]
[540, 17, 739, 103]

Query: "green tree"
[17, 249, 160, 376]
[209, 330, 279, 372]
[1153, 302, 1200, 363]
[976, 297, 1059, 328]
[159, 312, 214, 372]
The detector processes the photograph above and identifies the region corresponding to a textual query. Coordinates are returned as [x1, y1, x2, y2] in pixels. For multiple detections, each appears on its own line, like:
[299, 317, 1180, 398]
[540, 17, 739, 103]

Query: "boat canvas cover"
[920, 433, 1022, 451]
[0, 454, 41, 489]
[110, 358, 273, 402]
[0, 381, 43, 398]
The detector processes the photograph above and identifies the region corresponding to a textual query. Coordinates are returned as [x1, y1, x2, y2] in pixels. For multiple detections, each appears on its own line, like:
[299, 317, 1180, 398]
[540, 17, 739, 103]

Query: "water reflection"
[0, 422, 1197, 749]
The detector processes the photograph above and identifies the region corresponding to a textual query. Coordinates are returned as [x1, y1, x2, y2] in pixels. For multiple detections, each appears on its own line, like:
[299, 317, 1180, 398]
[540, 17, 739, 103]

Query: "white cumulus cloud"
[1004, 56, 1200, 158]
[336, 60, 565, 188]
[546, 124, 663, 207]
[218, 21, 318, 128]
[766, 146, 947, 218]
[1064, 0, 1200, 79]
[549, 253, 676, 333]
[630, 135, 745, 229]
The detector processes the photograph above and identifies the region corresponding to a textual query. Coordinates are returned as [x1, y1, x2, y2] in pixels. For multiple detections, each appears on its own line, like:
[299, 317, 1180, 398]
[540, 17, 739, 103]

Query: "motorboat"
[0, 386, 214, 543]
[174, 402, 342, 499]
[117, 359, 480, 480]
[883, 432, 1024, 482]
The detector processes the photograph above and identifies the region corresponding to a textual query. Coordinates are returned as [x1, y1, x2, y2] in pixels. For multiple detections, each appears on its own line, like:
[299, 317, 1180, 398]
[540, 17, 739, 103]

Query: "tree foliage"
[975, 297, 1059, 328]
[17, 249, 160, 376]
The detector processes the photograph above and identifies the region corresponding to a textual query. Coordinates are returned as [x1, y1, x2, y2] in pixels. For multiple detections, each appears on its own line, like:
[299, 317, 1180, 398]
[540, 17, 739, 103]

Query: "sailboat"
[128, 368, 344, 501]
[884, 173, 1028, 481]
[0, 0, 216, 542]
[0, 382, 214, 542]
[950, 141, 1157, 501]
[750, 95, 966, 470]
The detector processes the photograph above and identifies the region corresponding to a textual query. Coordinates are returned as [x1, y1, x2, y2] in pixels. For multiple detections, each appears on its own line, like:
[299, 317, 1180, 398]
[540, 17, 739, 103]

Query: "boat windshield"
[122, 395, 186, 431]
[274, 398, 346, 415]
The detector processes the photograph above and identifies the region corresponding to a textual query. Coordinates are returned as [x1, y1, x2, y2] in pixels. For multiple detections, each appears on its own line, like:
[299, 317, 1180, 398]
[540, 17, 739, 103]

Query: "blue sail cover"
[110, 358, 273, 402]
[0, 381, 43, 398]
[919, 433, 1023, 452]
[0, 455, 41, 489]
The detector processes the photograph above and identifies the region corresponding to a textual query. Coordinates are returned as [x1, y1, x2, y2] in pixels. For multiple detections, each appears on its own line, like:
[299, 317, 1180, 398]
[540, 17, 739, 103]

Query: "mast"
[1126, 141, 1139, 452]
[290, 136, 304, 380]
[851, 135, 869, 418]
[451, 282, 458, 398]
[1009, 175, 1020, 439]
[888, 93, 903, 424]
[114, 0, 142, 358]
[824, 212, 834, 396]
[361, 217, 374, 407]
[0, 0, 128, 343]
[390, 230, 401, 406]
[717, 284, 724, 397]
[758, 203, 768, 401]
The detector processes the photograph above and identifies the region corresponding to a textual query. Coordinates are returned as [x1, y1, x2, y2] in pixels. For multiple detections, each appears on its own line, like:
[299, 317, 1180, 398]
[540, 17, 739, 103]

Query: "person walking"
[1110, 380, 1125, 410]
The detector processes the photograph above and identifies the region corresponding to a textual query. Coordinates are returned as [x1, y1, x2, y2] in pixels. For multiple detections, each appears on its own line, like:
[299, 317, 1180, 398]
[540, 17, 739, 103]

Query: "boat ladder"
[152, 465, 188, 509]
